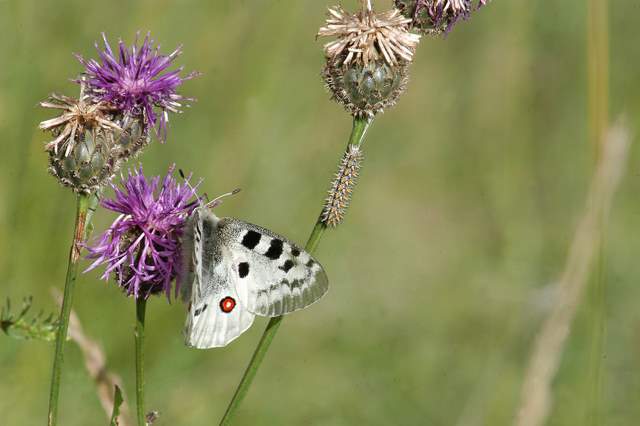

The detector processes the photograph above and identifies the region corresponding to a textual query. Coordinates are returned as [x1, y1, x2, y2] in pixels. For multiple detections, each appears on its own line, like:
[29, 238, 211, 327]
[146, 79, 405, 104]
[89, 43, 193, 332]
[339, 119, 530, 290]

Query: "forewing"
[218, 218, 329, 317]
[183, 209, 255, 349]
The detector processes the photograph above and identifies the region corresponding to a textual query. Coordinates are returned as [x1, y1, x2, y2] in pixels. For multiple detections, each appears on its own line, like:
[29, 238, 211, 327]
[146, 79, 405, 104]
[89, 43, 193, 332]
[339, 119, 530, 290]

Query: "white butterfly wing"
[182, 208, 255, 349]
[217, 218, 329, 317]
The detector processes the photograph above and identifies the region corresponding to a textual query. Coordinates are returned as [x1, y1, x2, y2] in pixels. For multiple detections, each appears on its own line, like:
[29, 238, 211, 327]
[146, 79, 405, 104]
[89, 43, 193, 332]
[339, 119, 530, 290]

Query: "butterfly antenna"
[179, 168, 206, 205]
[179, 168, 240, 208]
[204, 188, 241, 209]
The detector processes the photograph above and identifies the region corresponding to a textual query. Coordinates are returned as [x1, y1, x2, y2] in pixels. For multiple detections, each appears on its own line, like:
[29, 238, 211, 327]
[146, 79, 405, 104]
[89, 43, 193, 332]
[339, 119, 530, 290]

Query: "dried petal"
[318, 5, 421, 67]
[40, 82, 151, 194]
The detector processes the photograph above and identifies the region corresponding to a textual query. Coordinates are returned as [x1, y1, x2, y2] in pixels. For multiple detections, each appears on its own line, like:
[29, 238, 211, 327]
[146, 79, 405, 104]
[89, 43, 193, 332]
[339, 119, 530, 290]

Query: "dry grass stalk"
[514, 121, 631, 426]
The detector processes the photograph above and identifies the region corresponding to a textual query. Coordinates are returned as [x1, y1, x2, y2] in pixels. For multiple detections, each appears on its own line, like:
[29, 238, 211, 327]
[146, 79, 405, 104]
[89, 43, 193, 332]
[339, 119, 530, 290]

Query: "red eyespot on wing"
[220, 297, 236, 313]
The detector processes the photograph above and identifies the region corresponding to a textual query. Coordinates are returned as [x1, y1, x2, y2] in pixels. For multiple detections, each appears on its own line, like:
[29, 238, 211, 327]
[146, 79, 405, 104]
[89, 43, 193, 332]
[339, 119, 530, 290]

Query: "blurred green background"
[1, 0, 639, 425]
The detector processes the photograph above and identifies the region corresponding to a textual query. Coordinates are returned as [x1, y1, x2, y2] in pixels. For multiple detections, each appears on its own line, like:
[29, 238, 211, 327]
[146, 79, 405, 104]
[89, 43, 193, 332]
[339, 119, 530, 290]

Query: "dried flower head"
[318, 2, 418, 117]
[76, 33, 198, 142]
[40, 80, 151, 194]
[318, 4, 421, 67]
[395, 0, 489, 35]
[85, 166, 199, 300]
[39, 93, 121, 156]
[322, 144, 364, 227]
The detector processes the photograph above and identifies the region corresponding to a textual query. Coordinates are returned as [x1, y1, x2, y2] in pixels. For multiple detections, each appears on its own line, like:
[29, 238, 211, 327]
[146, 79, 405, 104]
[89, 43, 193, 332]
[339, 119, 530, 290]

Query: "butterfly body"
[181, 207, 329, 349]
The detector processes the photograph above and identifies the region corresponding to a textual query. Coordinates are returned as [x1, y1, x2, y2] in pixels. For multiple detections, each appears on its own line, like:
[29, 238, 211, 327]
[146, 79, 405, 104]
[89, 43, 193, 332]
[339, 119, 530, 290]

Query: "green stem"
[587, 0, 609, 163]
[587, 0, 609, 424]
[219, 116, 372, 425]
[135, 297, 147, 426]
[589, 225, 606, 426]
[305, 221, 327, 254]
[47, 193, 92, 426]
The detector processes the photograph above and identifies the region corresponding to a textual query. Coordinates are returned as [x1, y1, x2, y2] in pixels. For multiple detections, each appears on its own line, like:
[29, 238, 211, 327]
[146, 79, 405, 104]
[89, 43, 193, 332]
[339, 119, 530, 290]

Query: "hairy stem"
[47, 193, 92, 426]
[135, 297, 147, 426]
[219, 116, 372, 425]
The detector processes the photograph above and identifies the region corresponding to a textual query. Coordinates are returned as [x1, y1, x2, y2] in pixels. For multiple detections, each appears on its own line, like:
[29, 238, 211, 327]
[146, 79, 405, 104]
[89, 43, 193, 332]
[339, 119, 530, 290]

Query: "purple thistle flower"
[395, 0, 489, 35]
[85, 165, 199, 300]
[76, 33, 198, 143]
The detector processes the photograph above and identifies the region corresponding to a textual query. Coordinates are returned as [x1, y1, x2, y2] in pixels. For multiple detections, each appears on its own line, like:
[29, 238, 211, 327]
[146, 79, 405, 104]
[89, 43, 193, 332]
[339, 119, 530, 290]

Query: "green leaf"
[109, 385, 124, 426]
[0, 296, 59, 341]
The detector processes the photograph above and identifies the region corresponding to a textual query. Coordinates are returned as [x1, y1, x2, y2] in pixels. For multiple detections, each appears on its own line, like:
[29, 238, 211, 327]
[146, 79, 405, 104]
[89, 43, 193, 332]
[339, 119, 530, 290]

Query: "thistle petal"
[85, 166, 200, 300]
[76, 33, 197, 143]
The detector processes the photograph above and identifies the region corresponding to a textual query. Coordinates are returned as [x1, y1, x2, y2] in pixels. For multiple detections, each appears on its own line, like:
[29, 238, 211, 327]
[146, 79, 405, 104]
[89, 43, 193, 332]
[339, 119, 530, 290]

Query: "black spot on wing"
[265, 239, 284, 260]
[306, 259, 315, 268]
[291, 247, 301, 257]
[241, 230, 261, 250]
[238, 262, 249, 278]
[194, 304, 208, 316]
[279, 259, 294, 273]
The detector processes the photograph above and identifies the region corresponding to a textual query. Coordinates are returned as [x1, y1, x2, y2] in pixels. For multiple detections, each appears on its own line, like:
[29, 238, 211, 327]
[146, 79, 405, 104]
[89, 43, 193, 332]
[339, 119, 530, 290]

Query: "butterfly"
[180, 206, 329, 348]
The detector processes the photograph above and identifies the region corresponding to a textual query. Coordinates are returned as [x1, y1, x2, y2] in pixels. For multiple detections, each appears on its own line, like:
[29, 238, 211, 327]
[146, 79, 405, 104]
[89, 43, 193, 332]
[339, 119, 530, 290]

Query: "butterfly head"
[191, 204, 220, 225]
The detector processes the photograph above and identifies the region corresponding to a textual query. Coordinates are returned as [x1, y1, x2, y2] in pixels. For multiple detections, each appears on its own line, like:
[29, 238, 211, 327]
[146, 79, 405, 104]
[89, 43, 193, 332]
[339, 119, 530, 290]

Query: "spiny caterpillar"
[321, 144, 364, 227]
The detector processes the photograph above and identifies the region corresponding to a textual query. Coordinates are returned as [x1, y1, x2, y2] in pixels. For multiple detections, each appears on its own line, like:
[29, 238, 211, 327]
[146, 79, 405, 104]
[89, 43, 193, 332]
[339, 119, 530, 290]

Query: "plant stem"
[47, 193, 92, 426]
[219, 116, 372, 425]
[135, 297, 147, 426]
[587, 0, 609, 424]
[587, 0, 609, 426]
[587, 0, 609, 163]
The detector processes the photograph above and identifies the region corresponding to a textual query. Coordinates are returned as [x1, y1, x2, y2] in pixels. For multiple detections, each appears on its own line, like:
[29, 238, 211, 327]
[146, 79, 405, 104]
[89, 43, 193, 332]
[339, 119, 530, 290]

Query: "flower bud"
[323, 60, 408, 118]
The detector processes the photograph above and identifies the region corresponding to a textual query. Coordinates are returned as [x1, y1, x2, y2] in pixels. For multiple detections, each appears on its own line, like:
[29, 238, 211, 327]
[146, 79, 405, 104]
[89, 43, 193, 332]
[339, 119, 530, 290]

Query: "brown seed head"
[318, 4, 421, 68]
[39, 93, 121, 157]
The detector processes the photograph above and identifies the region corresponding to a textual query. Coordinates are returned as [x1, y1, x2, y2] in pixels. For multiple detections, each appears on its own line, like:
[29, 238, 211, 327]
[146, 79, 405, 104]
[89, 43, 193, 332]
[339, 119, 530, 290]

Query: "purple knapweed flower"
[395, 0, 489, 35]
[76, 33, 198, 142]
[85, 166, 199, 300]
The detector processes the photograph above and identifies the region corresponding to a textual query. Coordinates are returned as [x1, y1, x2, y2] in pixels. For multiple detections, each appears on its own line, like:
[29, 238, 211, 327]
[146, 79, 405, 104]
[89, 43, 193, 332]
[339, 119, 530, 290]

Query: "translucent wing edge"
[249, 259, 329, 317]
